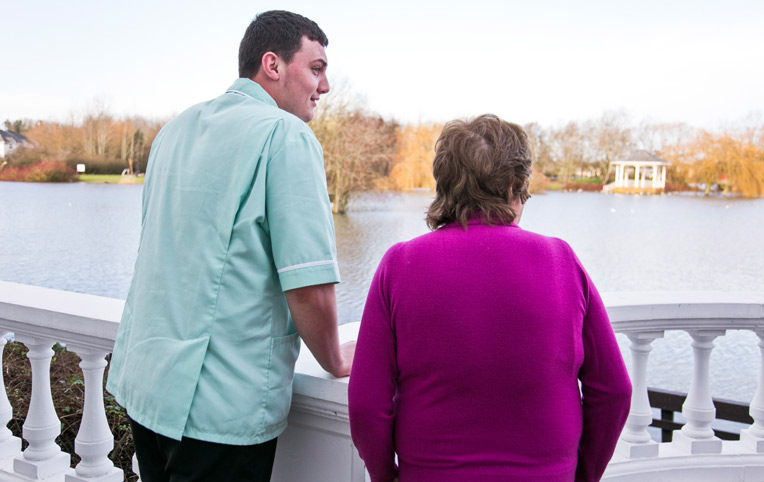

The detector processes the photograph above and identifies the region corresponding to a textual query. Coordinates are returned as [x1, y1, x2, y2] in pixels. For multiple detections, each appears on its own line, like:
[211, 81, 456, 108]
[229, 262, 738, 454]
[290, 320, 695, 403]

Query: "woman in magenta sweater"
[348, 114, 631, 482]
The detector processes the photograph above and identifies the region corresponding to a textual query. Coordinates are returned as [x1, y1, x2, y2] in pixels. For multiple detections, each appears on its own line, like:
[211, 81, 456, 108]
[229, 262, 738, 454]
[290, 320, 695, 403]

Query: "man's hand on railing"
[286, 283, 354, 378]
[335, 340, 356, 377]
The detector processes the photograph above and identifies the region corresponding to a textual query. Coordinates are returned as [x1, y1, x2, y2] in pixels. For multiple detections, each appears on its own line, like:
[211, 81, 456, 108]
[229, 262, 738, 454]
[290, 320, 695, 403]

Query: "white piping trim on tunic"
[226, 89, 253, 99]
[277, 260, 338, 274]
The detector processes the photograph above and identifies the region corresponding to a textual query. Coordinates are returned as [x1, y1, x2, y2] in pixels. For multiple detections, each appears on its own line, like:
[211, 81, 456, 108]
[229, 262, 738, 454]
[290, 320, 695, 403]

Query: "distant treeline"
[2, 106, 163, 178]
[3, 98, 763, 211]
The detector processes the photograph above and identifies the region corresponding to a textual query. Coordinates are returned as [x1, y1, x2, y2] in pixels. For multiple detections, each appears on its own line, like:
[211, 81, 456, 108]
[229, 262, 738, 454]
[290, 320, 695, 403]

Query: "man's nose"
[318, 74, 330, 95]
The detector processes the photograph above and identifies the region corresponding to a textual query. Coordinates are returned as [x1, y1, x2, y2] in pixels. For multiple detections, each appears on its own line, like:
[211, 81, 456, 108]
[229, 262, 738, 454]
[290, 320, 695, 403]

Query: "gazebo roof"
[614, 149, 670, 166]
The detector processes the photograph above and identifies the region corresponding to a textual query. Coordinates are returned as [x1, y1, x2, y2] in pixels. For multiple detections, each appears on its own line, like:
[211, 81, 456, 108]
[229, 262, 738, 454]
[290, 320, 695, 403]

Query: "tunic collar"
[225, 78, 278, 107]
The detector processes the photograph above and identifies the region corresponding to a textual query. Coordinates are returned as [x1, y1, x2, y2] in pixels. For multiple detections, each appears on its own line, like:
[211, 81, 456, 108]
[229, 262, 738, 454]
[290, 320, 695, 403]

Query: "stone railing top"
[0, 281, 359, 405]
[0, 281, 123, 350]
[3, 281, 764, 393]
[602, 291, 764, 333]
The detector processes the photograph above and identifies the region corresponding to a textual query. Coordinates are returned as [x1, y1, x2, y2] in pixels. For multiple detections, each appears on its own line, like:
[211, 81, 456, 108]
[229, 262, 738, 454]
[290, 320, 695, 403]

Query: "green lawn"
[78, 174, 144, 184]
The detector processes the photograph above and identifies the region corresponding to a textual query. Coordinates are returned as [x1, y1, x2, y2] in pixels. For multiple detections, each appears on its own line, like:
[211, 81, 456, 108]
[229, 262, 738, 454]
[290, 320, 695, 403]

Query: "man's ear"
[260, 52, 281, 81]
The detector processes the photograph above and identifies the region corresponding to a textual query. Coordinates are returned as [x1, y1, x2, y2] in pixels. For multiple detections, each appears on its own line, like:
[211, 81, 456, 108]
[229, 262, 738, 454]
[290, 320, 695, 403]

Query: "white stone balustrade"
[603, 291, 764, 481]
[1, 281, 764, 481]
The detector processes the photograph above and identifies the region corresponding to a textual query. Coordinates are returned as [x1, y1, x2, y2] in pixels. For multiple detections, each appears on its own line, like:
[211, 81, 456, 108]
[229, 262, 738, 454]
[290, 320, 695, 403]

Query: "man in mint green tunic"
[106, 11, 354, 481]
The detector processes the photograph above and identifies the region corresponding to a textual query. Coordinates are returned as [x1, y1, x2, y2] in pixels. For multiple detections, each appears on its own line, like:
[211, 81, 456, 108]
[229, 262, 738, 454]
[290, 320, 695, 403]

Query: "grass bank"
[78, 174, 144, 184]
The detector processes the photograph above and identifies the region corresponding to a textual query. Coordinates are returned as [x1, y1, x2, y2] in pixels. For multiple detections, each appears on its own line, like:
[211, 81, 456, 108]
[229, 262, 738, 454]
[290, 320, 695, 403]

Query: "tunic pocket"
[262, 332, 301, 430]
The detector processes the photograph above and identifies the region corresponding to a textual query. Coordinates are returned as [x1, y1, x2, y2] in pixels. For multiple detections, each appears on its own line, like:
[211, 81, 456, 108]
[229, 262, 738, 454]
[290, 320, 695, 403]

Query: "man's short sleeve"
[266, 123, 340, 291]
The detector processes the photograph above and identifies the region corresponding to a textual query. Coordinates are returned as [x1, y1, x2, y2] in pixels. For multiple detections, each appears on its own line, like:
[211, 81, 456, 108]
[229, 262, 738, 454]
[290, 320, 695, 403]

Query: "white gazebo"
[608, 150, 670, 192]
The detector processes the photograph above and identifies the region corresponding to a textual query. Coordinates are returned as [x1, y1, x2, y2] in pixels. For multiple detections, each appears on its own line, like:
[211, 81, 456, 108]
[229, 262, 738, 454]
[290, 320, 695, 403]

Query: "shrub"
[64, 158, 127, 175]
[563, 182, 603, 192]
[529, 171, 551, 194]
[4, 146, 44, 167]
[0, 161, 78, 182]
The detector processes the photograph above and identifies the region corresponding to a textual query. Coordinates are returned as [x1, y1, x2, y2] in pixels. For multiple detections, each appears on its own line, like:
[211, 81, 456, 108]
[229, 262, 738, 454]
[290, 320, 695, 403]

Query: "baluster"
[0, 334, 22, 461]
[616, 331, 664, 458]
[672, 329, 725, 454]
[741, 328, 764, 452]
[132, 452, 142, 481]
[65, 345, 122, 482]
[12, 336, 70, 480]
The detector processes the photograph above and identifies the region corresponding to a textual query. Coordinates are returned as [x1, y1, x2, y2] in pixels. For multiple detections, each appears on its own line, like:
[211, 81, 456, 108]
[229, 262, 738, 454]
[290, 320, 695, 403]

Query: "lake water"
[1, 181, 763, 402]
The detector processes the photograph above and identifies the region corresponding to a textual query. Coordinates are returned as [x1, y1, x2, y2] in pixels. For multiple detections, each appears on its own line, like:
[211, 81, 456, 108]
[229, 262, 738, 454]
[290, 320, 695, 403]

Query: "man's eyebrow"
[313, 59, 328, 68]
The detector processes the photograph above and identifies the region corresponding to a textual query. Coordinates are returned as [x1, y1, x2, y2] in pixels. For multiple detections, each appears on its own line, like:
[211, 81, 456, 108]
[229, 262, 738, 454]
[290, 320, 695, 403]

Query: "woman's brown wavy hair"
[426, 114, 532, 230]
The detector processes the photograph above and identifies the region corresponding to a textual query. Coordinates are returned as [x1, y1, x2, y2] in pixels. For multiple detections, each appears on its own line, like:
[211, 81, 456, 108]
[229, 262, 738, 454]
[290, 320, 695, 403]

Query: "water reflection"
[334, 191, 433, 324]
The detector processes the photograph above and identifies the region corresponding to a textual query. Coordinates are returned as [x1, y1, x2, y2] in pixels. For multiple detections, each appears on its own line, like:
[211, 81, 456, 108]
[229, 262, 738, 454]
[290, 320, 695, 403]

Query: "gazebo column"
[652, 165, 658, 189]
[616, 164, 623, 187]
[662, 166, 667, 188]
[633, 165, 639, 189]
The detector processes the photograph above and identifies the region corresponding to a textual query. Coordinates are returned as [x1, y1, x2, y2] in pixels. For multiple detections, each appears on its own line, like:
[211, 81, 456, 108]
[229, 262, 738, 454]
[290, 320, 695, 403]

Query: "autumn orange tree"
[23, 120, 82, 162]
[385, 124, 441, 191]
[642, 122, 697, 187]
[688, 129, 764, 197]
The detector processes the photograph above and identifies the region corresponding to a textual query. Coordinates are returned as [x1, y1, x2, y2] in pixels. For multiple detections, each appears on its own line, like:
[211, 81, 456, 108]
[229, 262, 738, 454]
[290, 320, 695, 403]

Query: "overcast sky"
[2, 0, 763, 128]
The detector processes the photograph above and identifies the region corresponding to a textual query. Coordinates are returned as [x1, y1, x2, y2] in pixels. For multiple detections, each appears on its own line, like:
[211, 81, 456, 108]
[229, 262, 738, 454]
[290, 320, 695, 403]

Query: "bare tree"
[81, 99, 112, 158]
[589, 110, 633, 184]
[310, 83, 397, 213]
[523, 122, 554, 177]
[549, 121, 584, 182]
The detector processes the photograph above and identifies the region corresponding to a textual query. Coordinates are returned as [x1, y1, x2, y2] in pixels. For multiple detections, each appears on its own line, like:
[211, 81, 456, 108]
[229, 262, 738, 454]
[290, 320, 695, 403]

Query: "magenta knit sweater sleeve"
[575, 268, 632, 482]
[348, 246, 399, 482]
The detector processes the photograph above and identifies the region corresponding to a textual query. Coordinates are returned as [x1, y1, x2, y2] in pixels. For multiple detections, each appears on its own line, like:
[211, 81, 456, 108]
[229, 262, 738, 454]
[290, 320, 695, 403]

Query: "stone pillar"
[672, 330, 725, 454]
[12, 337, 70, 480]
[617, 331, 664, 458]
[741, 329, 764, 452]
[65, 346, 122, 482]
[0, 335, 22, 460]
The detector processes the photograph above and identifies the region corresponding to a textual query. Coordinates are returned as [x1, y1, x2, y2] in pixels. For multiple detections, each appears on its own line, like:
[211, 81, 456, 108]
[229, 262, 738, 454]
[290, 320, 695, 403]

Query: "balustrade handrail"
[3, 283, 763, 346]
[603, 291, 764, 333]
[0, 281, 123, 351]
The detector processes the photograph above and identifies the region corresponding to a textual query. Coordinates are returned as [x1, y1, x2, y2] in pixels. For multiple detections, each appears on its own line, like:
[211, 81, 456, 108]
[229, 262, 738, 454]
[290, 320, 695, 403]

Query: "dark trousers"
[129, 417, 278, 482]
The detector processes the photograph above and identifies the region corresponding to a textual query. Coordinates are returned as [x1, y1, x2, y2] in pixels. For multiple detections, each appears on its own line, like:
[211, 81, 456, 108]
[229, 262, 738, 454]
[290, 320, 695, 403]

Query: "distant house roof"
[0, 130, 29, 144]
[614, 149, 670, 166]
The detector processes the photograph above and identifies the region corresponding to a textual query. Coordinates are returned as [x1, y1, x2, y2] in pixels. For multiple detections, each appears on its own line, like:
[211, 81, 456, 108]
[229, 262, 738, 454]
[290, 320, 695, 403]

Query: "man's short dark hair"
[239, 10, 328, 79]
